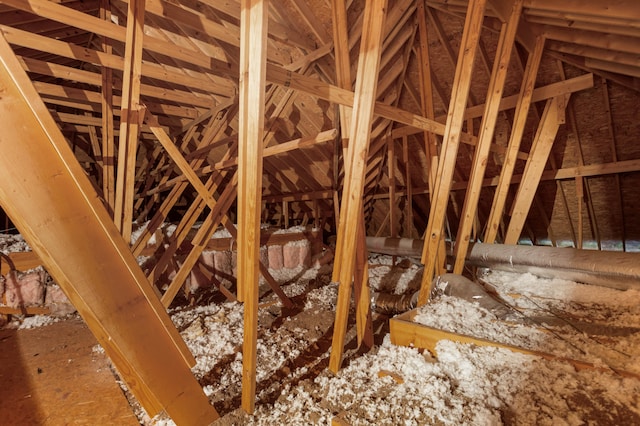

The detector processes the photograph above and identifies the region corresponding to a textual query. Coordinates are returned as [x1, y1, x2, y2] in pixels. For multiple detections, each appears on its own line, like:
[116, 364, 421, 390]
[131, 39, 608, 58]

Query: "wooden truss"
[1, 0, 638, 422]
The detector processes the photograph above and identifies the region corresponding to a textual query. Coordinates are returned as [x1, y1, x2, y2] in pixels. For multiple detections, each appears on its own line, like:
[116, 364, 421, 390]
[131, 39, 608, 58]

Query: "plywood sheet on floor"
[0, 317, 138, 425]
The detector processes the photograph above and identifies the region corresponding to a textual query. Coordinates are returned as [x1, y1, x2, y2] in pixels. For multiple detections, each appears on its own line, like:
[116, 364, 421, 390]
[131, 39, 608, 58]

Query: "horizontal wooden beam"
[212, 129, 337, 169]
[391, 73, 594, 138]
[523, 0, 640, 22]
[537, 24, 640, 55]
[262, 189, 335, 204]
[390, 309, 640, 379]
[371, 158, 640, 200]
[0, 24, 235, 97]
[18, 56, 217, 109]
[547, 40, 640, 69]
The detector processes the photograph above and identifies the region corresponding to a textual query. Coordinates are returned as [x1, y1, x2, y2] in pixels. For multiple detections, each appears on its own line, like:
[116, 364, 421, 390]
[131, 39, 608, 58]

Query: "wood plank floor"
[0, 317, 139, 425]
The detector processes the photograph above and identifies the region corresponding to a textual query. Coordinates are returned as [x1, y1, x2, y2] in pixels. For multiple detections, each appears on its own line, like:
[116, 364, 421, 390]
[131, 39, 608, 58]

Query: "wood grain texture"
[329, 0, 387, 373]
[418, 0, 488, 305]
[0, 33, 218, 424]
[238, 0, 268, 414]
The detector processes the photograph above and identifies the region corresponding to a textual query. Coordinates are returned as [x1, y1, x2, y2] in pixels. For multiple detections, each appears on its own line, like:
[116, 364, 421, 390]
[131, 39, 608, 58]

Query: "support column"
[329, 0, 387, 373]
[484, 36, 545, 243]
[417, 0, 488, 305]
[113, 0, 145, 242]
[453, 0, 523, 273]
[504, 95, 569, 244]
[238, 0, 268, 414]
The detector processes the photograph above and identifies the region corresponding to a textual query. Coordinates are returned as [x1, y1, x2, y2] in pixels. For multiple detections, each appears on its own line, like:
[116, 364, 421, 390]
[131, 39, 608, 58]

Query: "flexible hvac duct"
[365, 237, 640, 291]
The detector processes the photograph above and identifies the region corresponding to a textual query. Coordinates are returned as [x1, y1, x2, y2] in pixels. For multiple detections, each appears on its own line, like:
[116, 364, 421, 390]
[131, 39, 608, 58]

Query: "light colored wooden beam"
[353, 217, 373, 350]
[329, 0, 387, 373]
[390, 309, 640, 379]
[238, 0, 268, 414]
[417, 0, 488, 306]
[538, 24, 640, 55]
[504, 95, 569, 244]
[100, 0, 115, 217]
[602, 78, 627, 251]
[0, 24, 234, 98]
[453, 0, 523, 273]
[391, 73, 593, 138]
[417, 3, 449, 265]
[387, 137, 397, 239]
[0, 31, 218, 424]
[524, 13, 640, 38]
[484, 36, 546, 243]
[159, 183, 237, 307]
[112, 0, 145, 242]
[330, 0, 354, 282]
[523, 0, 640, 22]
[547, 40, 640, 69]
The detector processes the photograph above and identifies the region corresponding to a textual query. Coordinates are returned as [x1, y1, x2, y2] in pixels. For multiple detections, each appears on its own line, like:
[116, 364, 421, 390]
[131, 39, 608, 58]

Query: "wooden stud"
[353, 217, 374, 351]
[504, 95, 569, 244]
[602, 78, 627, 251]
[238, 0, 268, 414]
[576, 176, 584, 249]
[484, 36, 546, 243]
[453, 0, 523, 273]
[113, 0, 145, 242]
[100, 0, 115, 217]
[330, 0, 353, 282]
[391, 73, 594, 139]
[557, 61, 601, 250]
[387, 137, 397, 239]
[402, 136, 414, 238]
[417, 2, 447, 273]
[417, 0, 488, 306]
[329, 0, 387, 373]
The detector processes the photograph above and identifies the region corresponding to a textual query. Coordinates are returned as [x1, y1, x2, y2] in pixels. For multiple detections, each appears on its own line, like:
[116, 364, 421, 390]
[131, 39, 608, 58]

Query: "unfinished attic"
[1, 0, 640, 423]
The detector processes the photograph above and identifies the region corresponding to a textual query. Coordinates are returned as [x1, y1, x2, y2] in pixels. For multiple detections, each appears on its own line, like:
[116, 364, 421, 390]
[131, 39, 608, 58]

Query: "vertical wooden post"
[100, 0, 115, 217]
[353, 216, 373, 350]
[417, 0, 488, 306]
[283, 200, 290, 229]
[504, 95, 569, 244]
[484, 36, 545, 244]
[387, 137, 397, 238]
[113, 0, 145, 242]
[402, 136, 413, 238]
[453, 0, 523, 273]
[330, 0, 352, 282]
[329, 0, 387, 373]
[417, 1, 447, 273]
[576, 176, 584, 249]
[238, 0, 268, 414]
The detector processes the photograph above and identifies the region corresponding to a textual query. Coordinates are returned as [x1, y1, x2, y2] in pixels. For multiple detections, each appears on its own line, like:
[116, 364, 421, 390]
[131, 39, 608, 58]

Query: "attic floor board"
[0, 317, 138, 425]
